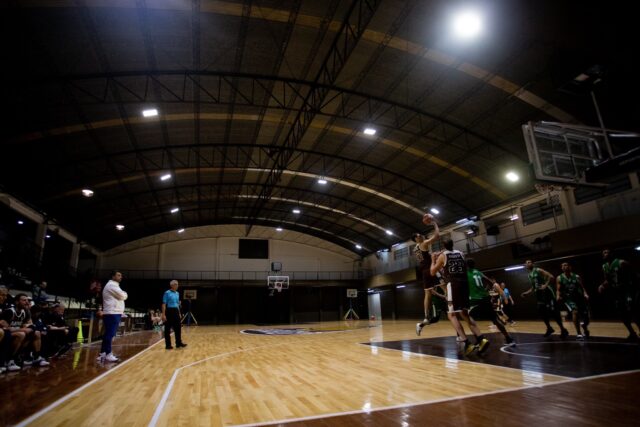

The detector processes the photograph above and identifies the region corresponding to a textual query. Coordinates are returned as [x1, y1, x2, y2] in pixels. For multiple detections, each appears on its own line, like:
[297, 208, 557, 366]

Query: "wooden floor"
[4, 320, 640, 426]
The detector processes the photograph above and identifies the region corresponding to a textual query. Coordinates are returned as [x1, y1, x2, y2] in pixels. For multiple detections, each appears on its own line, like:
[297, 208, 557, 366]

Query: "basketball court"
[2, 320, 637, 426]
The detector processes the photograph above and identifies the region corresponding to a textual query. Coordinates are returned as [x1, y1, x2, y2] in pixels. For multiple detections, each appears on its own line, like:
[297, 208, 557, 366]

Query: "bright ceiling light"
[142, 108, 158, 117]
[385, 230, 393, 235]
[116, 224, 125, 231]
[505, 171, 520, 182]
[430, 208, 440, 215]
[317, 178, 327, 185]
[509, 214, 519, 221]
[276, 227, 283, 232]
[292, 209, 301, 214]
[635, 245, 640, 251]
[466, 229, 475, 234]
[355, 244, 362, 250]
[396, 285, 406, 289]
[170, 207, 179, 214]
[177, 228, 185, 233]
[452, 9, 483, 39]
[160, 173, 172, 181]
[504, 265, 525, 271]
[82, 189, 94, 197]
[456, 218, 470, 224]
[17, 220, 24, 225]
[363, 128, 377, 136]
[45, 235, 51, 239]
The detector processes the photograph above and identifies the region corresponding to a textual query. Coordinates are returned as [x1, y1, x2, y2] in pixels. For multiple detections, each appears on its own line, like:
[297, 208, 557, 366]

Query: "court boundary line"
[231, 368, 640, 427]
[358, 342, 570, 379]
[148, 342, 291, 427]
[498, 339, 638, 359]
[14, 336, 165, 427]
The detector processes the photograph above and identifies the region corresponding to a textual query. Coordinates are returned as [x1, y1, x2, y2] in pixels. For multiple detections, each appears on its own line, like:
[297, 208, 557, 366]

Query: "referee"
[161, 280, 187, 350]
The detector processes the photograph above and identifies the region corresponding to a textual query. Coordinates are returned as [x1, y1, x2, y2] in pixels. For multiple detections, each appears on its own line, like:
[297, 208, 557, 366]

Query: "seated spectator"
[31, 280, 49, 306]
[0, 285, 26, 372]
[45, 304, 77, 357]
[5, 293, 50, 367]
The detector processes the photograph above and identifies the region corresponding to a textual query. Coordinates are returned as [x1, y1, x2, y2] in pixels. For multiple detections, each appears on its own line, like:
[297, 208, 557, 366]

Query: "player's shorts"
[469, 298, 498, 321]
[419, 263, 441, 290]
[562, 297, 586, 313]
[447, 281, 469, 313]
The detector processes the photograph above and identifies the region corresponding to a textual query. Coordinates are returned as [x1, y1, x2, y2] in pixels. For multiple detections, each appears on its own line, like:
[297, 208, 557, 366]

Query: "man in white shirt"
[98, 271, 127, 363]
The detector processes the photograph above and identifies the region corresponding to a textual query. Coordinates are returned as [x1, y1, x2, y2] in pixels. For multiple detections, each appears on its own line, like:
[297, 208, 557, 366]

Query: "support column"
[35, 223, 48, 263]
[70, 242, 81, 271]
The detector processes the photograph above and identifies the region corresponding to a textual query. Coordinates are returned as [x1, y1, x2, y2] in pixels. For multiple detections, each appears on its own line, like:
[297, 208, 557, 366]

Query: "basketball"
[422, 213, 433, 225]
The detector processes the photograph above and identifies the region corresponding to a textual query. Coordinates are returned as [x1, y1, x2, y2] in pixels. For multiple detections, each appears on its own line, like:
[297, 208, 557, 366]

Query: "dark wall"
[120, 281, 354, 325]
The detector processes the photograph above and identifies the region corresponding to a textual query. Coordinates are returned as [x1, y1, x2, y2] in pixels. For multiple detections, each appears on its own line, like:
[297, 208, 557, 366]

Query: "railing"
[95, 269, 366, 281]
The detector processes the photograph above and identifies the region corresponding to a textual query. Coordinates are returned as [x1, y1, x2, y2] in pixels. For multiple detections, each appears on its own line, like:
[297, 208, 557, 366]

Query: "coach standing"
[99, 271, 127, 363]
[162, 280, 186, 350]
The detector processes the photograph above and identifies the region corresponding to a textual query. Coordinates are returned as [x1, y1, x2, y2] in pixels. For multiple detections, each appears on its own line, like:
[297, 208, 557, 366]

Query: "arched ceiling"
[1, 0, 636, 254]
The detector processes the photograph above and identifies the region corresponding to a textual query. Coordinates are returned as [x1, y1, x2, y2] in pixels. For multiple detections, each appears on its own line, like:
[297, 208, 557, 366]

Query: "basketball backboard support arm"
[523, 121, 639, 187]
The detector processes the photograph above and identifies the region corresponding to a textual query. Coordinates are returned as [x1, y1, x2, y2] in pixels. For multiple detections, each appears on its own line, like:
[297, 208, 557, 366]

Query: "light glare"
[430, 208, 440, 215]
[82, 189, 94, 197]
[170, 207, 179, 214]
[116, 224, 125, 231]
[506, 172, 520, 182]
[452, 10, 483, 39]
[142, 108, 158, 117]
[363, 128, 377, 136]
[160, 174, 172, 181]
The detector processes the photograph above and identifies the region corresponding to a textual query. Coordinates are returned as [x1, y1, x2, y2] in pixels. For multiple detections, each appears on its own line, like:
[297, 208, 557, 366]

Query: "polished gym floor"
[3, 320, 639, 426]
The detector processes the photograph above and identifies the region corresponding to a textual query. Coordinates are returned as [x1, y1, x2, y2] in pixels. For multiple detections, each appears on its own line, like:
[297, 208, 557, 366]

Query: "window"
[573, 174, 632, 205]
[238, 239, 269, 259]
[521, 201, 563, 226]
[393, 246, 409, 260]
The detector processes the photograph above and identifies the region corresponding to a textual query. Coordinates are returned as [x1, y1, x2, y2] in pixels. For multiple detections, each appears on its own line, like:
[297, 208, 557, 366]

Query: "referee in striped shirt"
[161, 280, 187, 350]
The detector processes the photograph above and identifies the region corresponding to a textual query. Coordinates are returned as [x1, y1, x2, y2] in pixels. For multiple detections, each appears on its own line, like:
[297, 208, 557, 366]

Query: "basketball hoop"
[267, 275, 289, 296]
[534, 183, 562, 207]
[274, 282, 283, 292]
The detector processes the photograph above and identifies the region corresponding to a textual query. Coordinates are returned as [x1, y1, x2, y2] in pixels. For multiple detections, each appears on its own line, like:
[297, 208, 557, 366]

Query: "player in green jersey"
[599, 249, 639, 341]
[467, 258, 516, 349]
[522, 260, 569, 338]
[556, 262, 590, 339]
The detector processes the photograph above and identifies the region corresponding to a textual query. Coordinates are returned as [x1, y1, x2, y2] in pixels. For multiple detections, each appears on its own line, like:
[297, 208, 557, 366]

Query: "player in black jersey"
[431, 238, 485, 356]
[412, 219, 441, 335]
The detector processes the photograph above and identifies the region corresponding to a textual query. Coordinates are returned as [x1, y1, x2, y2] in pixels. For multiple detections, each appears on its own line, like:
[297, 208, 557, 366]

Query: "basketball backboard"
[267, 275, 290, 293]
[523, 121, 640, 187]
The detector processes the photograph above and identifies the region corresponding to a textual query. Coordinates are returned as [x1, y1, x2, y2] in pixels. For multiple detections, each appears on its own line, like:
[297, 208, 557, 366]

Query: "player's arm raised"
[419, 221, 439, 251]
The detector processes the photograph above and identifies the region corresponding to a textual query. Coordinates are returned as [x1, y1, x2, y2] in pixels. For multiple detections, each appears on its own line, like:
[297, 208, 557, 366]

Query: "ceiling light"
[509, 214, 519, 221]
[396, 285, 406, 289]
[17, 220, 24, 225]
[355, 244, 362, 250]
[504, 265, 525, 271]
[452, 9, 483, 39]
[505, 171, 520, 182]
[385, 230, 393, 235]
[456, 218, 470, 224]
[430, 208, 440, 215]
[363, 128, 377, 136]
[635, 245, 640, 251]
[276, 227, 283, 232]
[45, 235, 51, 239]
[116, 224, 125, 231]
[317, 178, 327, 185]
[160, 173, 172, 181]
[82, 189, 94, 197]
[170, 207, 179, 214]
[142, 108, 158, 117]
[177, 228, 185, 233]
[466, 229, 475, 235]
[292, 209, 301, 214]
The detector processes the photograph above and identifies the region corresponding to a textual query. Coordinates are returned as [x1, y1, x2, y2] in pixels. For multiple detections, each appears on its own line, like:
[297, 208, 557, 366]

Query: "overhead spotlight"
[363, 128, 377, 136]
[82, 189, 94, 197]
[635, 245, 640, 251]
[504, 265, 525, 271]
[385, 230, 393, 236]
[116, 224, 125, 231]
[509, 214, 519, 221]
[505, 171, 520, 182]
[160, 173, 172, 181]
[355, 244, 362, 250]
[177, 228, 185, 233]
[430, 208, 440, 215]
[292, 209, 301, 214]
[142, 108, 158, 117]
[396, 285, 406, 289]
[276, 227, 283, 232]
[17, 220, 24, 225]
[45, 235, 51, 239]
[317, 178, 328, 185]
[452, 9, 483, 39]
[170, 207, 180, 214]
[456, 218, 470, 224]
[466, 229, 475, 235]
